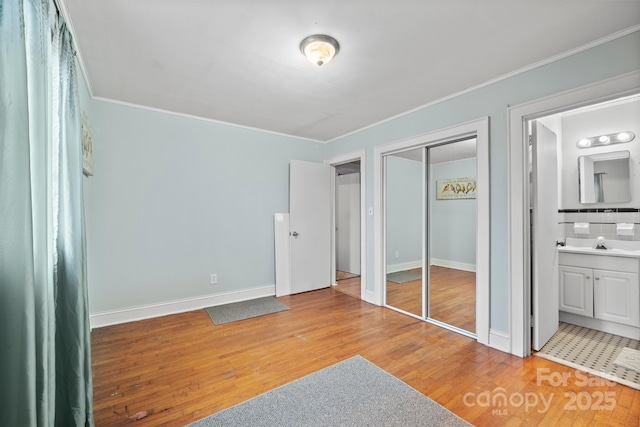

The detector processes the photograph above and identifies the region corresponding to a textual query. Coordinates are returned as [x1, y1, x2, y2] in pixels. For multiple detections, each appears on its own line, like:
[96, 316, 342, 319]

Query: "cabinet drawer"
[559, 253, 639, 274]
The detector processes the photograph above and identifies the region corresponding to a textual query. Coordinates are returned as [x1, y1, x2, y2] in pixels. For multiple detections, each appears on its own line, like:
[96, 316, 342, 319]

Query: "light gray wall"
[83, 100, 324, 313]
[326, 30, 640, 334]
[560, 99, 640, 209]
[385, 156, 422, 268]
[430, 158, 476, 267]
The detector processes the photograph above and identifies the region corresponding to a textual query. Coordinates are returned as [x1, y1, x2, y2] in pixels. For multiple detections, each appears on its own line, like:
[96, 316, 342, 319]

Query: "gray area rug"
[188, 355, 471, 427]
[536, 322, 640, 390]
[205, 296, 289, 325]
[387, 270, 422, 284]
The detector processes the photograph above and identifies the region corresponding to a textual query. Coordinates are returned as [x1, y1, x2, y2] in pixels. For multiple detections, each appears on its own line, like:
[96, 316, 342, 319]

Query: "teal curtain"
[0, 0, 94, 426]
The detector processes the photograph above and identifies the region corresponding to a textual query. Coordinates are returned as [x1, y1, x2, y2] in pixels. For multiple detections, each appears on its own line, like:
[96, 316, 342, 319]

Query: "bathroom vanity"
[558, 239, 640, 340]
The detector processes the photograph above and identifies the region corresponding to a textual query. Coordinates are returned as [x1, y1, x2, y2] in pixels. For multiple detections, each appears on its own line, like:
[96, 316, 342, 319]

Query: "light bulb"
[617, 132, 631, 141]
[300, 35, 340, 67]
[577, 138, 591, 147]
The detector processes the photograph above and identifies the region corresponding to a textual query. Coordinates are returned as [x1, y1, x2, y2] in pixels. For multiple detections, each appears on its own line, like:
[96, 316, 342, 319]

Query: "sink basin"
[559, 238, 640, 258]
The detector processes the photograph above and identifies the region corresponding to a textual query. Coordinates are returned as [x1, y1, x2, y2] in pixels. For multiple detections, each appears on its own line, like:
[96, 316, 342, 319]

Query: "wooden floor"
[92, 288, 640, 426]
[383, 266, 476, 333]
[334, 270, 361, 299]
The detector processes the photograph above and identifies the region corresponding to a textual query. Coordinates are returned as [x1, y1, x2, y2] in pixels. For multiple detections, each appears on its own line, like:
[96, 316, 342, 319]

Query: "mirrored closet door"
[384, 138, 477, 336]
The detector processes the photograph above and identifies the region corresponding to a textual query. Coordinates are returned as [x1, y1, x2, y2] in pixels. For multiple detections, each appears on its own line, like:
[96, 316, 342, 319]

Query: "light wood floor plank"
[92, 288, 640, 426]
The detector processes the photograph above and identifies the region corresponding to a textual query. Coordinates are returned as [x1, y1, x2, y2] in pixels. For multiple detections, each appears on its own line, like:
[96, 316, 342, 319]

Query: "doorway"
[334, 161, 362, 299]
[528, 94, 640, 352]
[508, 71, 640, 357]
[373, 118, 490, 345]
[328, 150, 367, 302]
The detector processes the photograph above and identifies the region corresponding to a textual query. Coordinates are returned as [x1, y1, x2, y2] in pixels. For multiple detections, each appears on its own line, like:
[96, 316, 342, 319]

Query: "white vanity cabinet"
[593, 269, 640, 327]
[558, 251, 640, 338]
[559, 265, 594, 317]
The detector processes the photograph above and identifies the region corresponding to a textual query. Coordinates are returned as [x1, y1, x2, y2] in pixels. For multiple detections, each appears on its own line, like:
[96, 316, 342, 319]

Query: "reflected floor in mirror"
[386, 266, 476, 333]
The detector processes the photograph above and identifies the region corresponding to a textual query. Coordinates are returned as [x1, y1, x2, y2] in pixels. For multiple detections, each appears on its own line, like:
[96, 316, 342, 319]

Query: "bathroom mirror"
[578, 150, 630, 203]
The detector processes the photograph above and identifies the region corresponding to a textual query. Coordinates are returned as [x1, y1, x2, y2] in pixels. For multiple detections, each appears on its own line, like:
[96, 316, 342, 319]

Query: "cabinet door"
[594, 270, 640, 327]
[559, 266, 594, 317]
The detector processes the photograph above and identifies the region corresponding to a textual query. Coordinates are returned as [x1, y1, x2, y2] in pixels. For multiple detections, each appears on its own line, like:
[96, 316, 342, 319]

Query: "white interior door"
[290, 160, 332, 294]
[532, 121, 559, 350]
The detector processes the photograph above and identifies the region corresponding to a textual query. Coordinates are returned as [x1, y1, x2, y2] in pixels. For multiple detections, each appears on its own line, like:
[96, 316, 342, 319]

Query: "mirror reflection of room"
[385, 148, 423, 317]
[384, 139, 477, 334]
[578, 150, 630, 203]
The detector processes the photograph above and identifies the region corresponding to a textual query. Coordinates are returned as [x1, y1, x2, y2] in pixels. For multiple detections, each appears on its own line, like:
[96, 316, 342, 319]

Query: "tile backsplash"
[558, 208, 640, 241]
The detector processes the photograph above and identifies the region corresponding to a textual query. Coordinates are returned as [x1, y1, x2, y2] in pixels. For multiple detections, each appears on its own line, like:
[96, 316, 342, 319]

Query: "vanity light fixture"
[300, 34, 339, 67]
[576, 131, 635, 148]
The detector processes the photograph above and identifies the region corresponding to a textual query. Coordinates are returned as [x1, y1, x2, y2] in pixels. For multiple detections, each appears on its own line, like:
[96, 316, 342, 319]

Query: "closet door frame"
[373, 117, 490, 346]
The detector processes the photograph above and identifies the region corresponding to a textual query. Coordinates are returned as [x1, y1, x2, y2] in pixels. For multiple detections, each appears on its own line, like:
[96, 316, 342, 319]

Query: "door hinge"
[530, 315, 534, 325]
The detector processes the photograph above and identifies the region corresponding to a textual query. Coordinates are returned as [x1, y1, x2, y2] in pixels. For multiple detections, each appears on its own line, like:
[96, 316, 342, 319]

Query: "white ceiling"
[62, 1, 640, 142]
[390, 137, 477, 164]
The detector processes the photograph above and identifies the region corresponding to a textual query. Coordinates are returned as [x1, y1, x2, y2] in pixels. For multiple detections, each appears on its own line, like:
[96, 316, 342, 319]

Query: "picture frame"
[436, 177, 476, 200]
[81, 111, 94, 176]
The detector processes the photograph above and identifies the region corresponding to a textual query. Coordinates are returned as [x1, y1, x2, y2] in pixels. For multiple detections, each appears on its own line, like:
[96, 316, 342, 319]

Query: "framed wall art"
[436, 177, 476, 200]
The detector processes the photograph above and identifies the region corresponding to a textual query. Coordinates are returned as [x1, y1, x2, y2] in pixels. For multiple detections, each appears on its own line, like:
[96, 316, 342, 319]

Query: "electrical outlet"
[395, 251, 400, 258]
[210, 274, 218, 285]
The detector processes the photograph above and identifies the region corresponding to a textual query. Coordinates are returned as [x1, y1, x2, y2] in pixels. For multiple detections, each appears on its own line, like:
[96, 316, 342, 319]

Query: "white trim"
[328, 26, 640, 144]
[373, 117, 490, 346]
[507, 70, 640, 358]
[387, 261, 422, 274]
[430, 259, 476, 273]
[365, 289, 377, 304]
[89, 285, 275, 329]
[489, 329, 511, 354]
[559, 312, 640, 341]
[327, 150, 368, 303]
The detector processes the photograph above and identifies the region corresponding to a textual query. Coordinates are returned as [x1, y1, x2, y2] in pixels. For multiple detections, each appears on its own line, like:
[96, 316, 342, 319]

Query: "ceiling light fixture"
[576, 131, 636, 148]
[300, 34, 339, 67]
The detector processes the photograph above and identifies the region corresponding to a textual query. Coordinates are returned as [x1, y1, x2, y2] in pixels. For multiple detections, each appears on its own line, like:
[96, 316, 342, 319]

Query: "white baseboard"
[386, 261, 422, 273]
[90, 285, 275, 329]
[430, 258, 476, 273]
[365, 289, 380, 306]
[489, 329, 511, 354]
[560, 312, 640, 341]
[387, 259, 476, 273]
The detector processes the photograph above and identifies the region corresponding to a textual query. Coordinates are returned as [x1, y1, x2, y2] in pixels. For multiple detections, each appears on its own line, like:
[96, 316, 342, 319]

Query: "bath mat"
[387, 270, 421, 284]
[205, 296, 289, 325]
[535, 322, 640, 390]
[187, 355, 471, 427]
[614, 347, 640, 373]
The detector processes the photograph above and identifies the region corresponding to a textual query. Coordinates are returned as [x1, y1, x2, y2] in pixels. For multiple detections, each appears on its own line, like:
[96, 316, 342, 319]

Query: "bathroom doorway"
[528, 94, 640, 351]
[508, 71, 640, 357]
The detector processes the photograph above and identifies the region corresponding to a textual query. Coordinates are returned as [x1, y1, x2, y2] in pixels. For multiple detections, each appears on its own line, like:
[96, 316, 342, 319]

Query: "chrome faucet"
[595, 236, 608, 250]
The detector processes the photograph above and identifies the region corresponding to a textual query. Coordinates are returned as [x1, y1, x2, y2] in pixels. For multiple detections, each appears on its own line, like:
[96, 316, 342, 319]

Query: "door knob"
[291, 231, 299, 237]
